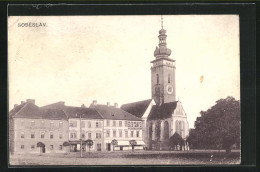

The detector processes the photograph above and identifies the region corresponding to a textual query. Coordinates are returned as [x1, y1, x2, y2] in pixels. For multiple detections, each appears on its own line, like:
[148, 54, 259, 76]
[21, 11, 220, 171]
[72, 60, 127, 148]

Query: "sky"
[8, 15, 240, 128]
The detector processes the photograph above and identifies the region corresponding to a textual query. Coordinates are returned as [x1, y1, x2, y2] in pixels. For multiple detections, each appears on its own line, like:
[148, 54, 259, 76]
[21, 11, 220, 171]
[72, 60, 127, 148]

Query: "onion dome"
[154, 46, 172, 57]
[159, 28, 166, 35]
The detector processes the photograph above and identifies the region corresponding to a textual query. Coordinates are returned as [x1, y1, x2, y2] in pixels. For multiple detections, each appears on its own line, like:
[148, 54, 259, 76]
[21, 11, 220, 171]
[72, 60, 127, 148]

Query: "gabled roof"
[148, 101, 178, 120]
[120, 99, 153, 118]
[10, 103, 67, 120]
[41, 102, 102, 119]
[91, 104, 142, 121]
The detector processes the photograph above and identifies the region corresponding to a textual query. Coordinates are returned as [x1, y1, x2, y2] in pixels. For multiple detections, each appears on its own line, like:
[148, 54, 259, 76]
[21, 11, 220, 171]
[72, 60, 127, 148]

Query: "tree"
[187, 96, 240, 153]
[129, 140, 137, 152]
[168, 132, 184, 150]
[63, 142, 70, 154]
[36, 142, 45, 155]
[85, 139, 94, 154]
[111, 139, 118, 151]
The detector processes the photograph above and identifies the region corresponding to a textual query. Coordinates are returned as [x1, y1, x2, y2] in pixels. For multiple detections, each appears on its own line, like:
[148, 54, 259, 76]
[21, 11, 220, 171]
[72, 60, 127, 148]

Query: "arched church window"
[168, 74, 171, 83]
[175, 120, 179, 134]
[163, 121, 169, 140]
[156, 74, 159, 84]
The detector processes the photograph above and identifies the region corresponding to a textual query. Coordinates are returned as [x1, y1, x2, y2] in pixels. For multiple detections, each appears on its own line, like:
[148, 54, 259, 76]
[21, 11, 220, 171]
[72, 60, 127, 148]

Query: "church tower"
[151, 17, 176, 105]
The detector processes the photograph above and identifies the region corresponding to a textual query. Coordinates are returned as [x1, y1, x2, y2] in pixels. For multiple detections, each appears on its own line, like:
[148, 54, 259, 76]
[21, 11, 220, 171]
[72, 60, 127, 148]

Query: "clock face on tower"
[166, 85, 173, 94]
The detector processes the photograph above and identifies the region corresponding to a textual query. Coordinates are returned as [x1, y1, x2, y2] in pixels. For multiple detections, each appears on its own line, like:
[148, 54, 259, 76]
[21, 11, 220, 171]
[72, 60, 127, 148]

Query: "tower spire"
[154, 16, 172, 58]
[161, 15, 163, 29]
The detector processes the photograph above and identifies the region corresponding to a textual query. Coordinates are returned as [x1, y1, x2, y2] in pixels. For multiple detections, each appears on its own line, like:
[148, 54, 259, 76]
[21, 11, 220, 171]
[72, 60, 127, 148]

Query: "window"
[113, 130, 116, 137]
[70, 133, 77, 139]
[21, 145, 24, 149]
[96, 133, 101, 139]
[81, 133, 85, 139]
[168, 74, 171, 83]
[156, 74, 159, 84]
[50, 132, 53, 139]
[31, 132, 35, 139]
[113, 121, 116, 127]
[119, 121, 122, 127]
[31, 121, 35, 127]
[59, 145, 63, 150]
[119, 130, 122, 137]
[69, 121, 77, 127]
[131, 131, 134, 137]
[50, 145, 54, 150]
[88, 133, 91, 139]
[130, 122, 133, 127]
[41, 132, 45, 139]
[134, 122, 137, 127]
[81, 121, 85, 128]
[96, 122, 100, 128]
[106, 130, 110, 137]
[125, 131, 128, 138]
[59, 133, 63, 139]
[106, 120, 110, 127]
[21, 132, 25, 138]
[136, 131, 140, 137]
[59, 121, 63, 128]
[88, 121, 91, 128]
[31, 145, 35, 149]
[50, 122, 54, 129]
[125, 121, 128, 127]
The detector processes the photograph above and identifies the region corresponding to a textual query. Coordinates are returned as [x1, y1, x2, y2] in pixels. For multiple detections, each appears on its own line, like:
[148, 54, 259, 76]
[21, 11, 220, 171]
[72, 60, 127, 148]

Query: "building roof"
[41, 102, 103, 119]
[91, 104, 142, 121]
[151, 57, 175, 63]
[10, 103, 67, 120]
[60, 106, 103, 119]
[9, 103, 28, 118]
[120, 99, 152, 118]
[148, 101, 178, 120]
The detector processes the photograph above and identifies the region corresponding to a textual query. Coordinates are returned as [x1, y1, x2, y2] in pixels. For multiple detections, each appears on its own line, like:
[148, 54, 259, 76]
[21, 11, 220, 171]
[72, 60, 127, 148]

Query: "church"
[121, 19, 189, 150]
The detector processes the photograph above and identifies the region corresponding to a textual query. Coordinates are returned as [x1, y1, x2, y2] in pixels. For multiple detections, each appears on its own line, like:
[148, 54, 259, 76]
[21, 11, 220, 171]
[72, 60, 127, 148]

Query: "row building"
[9, 19, 189, 154]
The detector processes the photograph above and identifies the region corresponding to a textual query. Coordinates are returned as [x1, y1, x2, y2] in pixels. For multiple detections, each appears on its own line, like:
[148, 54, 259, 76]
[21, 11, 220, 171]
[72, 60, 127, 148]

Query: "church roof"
[91, 104, 142, 121]
[148, 101, 178, 120]
[10, 103, 67, 120]
[120, 99, 153, 118]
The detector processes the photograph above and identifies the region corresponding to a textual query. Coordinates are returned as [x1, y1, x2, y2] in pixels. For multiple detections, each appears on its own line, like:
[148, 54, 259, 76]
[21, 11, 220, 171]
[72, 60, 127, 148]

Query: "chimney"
[92, 100, 97, 106]
[107, 102, 110, 106]
[58, 101, 65, 105]
[21, 101, 25, 104]
[14, 104, 18, 108]
[81, 104, 86, 108]
[26, 99, 35, 104]
[114, 103, 118, 108]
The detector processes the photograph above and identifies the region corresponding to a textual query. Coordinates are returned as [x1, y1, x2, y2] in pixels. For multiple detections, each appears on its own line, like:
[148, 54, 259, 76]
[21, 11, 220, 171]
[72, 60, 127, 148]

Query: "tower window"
[168, 74, 171, 83]
[156, 74, 159, 84]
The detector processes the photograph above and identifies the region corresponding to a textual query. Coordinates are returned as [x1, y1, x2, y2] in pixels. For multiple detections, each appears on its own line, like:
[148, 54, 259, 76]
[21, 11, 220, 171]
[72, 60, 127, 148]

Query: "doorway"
[42, 145, 45, 153]
[107, 143, 111, 151]
[120, 146, 123, 151]
[97, 144, 101, 151]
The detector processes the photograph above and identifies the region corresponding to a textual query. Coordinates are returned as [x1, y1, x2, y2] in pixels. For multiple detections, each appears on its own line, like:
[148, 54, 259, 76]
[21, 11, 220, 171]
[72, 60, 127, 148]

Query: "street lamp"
[76, 113, 83, 158]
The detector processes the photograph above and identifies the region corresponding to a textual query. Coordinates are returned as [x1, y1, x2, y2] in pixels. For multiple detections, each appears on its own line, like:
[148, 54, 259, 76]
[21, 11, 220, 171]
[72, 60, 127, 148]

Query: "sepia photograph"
[8, 14, 241, 166]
